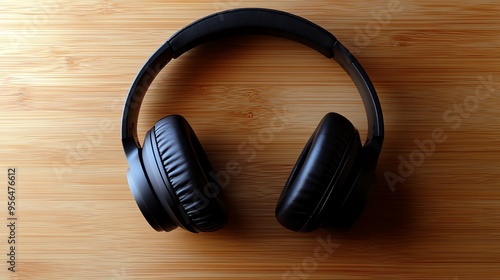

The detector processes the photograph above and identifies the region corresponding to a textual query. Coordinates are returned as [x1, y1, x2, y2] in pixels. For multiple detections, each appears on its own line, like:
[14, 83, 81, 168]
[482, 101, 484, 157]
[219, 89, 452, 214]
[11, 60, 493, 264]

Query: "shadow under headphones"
[121, 8, 384, 233]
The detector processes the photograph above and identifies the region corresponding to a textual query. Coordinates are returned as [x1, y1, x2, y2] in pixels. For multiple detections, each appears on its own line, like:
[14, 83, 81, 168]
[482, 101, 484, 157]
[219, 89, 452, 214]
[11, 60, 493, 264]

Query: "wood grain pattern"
[1, 0, 500, 279]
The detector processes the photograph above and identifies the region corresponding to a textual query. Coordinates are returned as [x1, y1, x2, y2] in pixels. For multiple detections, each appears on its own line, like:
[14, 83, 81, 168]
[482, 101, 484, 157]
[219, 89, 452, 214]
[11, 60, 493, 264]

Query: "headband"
[121, 8, 384, 155]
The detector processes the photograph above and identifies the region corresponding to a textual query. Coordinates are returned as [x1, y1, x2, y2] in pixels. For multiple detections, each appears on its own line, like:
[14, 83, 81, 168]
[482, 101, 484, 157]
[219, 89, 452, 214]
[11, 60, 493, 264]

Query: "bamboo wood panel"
[1, 0, 500, 279]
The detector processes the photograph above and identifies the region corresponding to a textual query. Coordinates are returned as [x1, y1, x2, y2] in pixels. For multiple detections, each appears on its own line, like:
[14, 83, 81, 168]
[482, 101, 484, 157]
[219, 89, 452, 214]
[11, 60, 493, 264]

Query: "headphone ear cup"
[275, 113, 361, 232]
[143, 114, 228, 232]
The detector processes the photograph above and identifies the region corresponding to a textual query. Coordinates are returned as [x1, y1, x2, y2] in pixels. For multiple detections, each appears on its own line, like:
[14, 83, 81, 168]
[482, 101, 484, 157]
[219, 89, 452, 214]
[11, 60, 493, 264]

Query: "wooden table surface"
[1, 0, 500, 279]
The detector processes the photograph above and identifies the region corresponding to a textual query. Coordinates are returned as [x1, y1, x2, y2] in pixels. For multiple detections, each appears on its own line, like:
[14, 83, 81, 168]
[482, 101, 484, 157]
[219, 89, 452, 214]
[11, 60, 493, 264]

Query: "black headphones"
[121, 8, 384, 233]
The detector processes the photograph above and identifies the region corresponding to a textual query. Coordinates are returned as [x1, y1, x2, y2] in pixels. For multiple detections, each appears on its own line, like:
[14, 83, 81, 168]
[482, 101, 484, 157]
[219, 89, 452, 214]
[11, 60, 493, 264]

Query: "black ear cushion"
[152, 115, 228, 232]
[275, 113, 361, 232]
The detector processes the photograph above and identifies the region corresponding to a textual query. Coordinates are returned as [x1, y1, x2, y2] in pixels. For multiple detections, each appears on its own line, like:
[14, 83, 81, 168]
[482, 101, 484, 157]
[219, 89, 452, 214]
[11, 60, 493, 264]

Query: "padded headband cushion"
[153, 115, 228, 232]
[167, 8, 337, 58]
[275, 113, 361, 232]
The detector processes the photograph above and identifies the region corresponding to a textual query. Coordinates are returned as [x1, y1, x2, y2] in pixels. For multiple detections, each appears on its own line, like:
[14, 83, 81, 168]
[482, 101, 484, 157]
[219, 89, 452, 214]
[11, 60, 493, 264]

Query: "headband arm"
[332, 42, 384, 147]
[121, 42, 173, 148]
